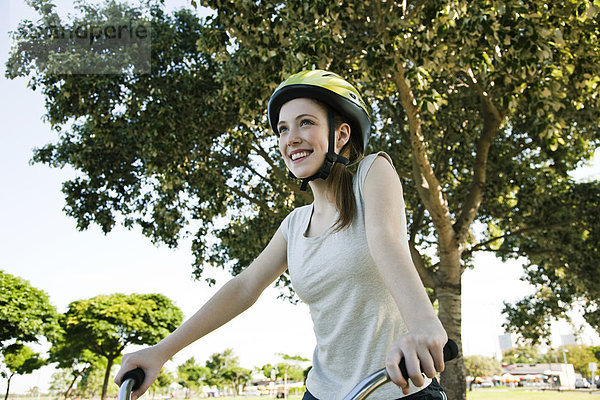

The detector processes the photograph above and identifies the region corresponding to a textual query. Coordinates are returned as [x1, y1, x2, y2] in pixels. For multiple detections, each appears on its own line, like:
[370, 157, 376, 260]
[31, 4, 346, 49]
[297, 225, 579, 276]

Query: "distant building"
[503, 363, 577, 390]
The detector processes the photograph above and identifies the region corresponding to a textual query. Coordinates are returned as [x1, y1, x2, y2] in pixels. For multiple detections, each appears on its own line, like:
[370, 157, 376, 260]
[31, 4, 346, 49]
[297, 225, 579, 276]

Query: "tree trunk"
[64, 369, 84, 400]
[438, 282, 467, 400]
[4, 373, 14, 400]
[101, 357, 115, 400]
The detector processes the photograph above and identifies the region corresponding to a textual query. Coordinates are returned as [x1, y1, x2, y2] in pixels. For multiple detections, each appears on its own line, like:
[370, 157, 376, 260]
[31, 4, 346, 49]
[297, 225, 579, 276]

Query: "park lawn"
[214, 396, 303, 400]
[198, 389, 600, 400]
[467, 388, 600, 400]
[198, 390, 598, 400]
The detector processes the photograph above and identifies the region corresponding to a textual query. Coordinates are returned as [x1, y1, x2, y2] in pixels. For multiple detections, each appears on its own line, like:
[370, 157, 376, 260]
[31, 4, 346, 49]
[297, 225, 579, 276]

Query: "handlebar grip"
[122, 368, 145, 391]
[398, 339, 458, 380]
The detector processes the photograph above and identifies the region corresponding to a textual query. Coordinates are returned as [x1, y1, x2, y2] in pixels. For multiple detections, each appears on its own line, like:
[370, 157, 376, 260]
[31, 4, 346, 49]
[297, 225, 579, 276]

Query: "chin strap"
[289, 108, 349, 191]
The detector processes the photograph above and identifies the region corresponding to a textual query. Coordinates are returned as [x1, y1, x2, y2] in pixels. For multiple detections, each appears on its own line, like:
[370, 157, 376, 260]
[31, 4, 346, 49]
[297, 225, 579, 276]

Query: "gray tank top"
[280, 152, 430, 399]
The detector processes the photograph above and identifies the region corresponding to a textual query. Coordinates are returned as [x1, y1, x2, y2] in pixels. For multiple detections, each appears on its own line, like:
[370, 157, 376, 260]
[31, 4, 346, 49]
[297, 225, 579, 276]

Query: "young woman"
[115, 70, 448, 400]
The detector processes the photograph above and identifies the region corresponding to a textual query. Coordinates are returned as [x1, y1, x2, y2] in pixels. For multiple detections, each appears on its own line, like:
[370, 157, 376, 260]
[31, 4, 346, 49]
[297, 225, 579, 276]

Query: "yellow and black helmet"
[268, 70, 371, 158]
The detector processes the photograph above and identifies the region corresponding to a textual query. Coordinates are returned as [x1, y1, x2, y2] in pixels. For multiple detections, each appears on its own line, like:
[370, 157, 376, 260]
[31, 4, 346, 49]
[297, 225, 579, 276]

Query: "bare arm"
[363, 155, 447, 394]
[114, 229, 288, 399]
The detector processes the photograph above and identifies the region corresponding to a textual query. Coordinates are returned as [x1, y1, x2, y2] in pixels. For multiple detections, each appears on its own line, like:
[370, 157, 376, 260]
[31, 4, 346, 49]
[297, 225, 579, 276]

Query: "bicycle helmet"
[268, 70, 371, 190]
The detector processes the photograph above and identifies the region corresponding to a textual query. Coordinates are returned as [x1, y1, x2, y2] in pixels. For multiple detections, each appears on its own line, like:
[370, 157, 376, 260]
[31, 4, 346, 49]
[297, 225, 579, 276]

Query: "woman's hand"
[385, 318, 448, 395]
[114, 345, 169, 400]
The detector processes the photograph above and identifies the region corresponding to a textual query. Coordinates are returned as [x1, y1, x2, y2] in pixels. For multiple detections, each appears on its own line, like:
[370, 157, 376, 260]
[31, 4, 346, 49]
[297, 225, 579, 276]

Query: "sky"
[1, 0, 599, 395]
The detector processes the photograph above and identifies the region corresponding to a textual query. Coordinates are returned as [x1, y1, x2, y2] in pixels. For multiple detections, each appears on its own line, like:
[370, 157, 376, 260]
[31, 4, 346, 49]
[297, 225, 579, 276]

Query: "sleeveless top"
[279, 152, 430, 399]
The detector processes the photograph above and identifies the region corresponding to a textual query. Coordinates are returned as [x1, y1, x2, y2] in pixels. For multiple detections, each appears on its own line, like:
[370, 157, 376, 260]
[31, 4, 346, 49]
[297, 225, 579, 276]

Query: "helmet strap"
[291, 108, 349, 191]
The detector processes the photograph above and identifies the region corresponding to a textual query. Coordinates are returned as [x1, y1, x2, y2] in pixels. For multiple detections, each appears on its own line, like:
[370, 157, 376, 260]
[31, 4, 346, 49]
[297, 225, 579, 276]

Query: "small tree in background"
[1, 343, 46, 400]
[204, 349, 250, 395]
[177, 358, 209, 398]
[464, 355, 502, 379]
[545, 345, 600, 377]
[502, 346, 546, 364]
[150, 368, 174, 399]
[62, 293, 183, 400]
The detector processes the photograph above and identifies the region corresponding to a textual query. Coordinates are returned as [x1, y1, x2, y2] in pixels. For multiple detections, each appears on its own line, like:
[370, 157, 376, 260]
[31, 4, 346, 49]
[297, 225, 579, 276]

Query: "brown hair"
[325, 109, 362, 232]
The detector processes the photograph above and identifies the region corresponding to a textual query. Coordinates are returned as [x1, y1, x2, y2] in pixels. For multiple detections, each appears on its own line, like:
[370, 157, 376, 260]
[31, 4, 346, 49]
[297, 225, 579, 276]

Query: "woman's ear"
[336, 123, 351, 152]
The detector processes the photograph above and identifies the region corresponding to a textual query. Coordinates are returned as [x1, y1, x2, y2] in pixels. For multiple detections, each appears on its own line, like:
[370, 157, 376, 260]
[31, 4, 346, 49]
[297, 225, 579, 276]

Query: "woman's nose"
[287, 127, 301, 145]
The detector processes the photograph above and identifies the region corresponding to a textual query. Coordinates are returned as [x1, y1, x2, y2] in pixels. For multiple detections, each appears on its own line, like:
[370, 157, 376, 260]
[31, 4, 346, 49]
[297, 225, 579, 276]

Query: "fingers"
[385, 346, 410, 395]
[386, 335, 447, 394]
[114, 355, 148, 400]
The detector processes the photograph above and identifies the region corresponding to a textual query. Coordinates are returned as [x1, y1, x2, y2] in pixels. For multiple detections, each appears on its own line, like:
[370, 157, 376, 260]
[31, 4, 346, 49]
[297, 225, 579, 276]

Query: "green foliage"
[501, 181, 600, 343]
[1, 343, 46, 400]
[221, 366, 251, 396]
[48, 333, 103, 400]
[204, 349, 246, 390]
[546, 345, 600, 376]
[48, 356, 107, 399]
[177, 358, 209, 397]
[502, 346, 546, 364]
[151, 368, 175, 398]
[0, 270, 58, 348]
[62, 293, 182, 400]
[1, 344, 45, 376]
[464, 355, 502, 378]
[257, 362, 304, 382]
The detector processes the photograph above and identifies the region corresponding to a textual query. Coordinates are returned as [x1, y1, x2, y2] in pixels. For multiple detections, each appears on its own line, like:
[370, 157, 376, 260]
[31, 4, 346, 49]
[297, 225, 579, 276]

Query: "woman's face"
[277, 98, 348, 179]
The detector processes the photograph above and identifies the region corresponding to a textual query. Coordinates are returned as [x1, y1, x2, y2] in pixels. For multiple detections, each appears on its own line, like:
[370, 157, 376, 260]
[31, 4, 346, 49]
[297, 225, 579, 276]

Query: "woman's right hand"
[114, 345, 168, 400]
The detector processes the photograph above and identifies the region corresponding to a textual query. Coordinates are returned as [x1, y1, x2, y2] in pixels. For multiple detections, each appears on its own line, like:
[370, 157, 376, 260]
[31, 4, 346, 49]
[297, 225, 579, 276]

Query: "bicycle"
[118, 340, 458, 400]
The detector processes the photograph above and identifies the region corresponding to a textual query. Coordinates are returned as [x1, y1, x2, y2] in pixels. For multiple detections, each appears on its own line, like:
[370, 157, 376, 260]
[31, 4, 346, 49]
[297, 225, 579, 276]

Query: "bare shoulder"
[364, 154, 403, 196]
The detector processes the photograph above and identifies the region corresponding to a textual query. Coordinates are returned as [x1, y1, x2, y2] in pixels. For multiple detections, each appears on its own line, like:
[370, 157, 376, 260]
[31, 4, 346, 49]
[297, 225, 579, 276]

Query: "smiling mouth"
[290, 151, 312, 162]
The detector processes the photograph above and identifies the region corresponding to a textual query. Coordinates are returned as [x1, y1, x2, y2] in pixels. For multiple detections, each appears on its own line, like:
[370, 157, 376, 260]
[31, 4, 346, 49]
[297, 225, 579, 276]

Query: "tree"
[546, 345, 600, 377]
[0, 270, 57, 349]
[61, 293, 183, 400]
[150, 368, 174, 399]
[259, 353, 309, 382]
[48, 357, 106, 400]
[48, 335, 102, 400]
[463, 355, 502, 379]
[222, 366, 251, 396]
[204, 349, 250, 395]
[1, 343, 46, 400]
[6, 1, 600, 399]
[177, 358, 209, 398]
[75, 360, 109, 399]
[501, 346, 546, 365]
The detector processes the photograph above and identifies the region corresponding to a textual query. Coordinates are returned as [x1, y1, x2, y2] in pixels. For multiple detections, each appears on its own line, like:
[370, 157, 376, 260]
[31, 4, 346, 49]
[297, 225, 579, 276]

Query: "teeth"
[291, 151, 310, 161]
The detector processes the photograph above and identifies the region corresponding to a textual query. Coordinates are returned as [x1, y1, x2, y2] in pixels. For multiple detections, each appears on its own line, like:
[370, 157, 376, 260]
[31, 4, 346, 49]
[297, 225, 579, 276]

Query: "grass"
[211, 389, 600, 400]
[467, 388, 600, 399]
[8, 390, 599, 400]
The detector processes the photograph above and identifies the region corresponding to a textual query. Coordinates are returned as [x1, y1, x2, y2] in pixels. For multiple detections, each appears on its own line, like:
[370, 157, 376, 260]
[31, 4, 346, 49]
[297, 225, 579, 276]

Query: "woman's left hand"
[385, 318, 448, 395]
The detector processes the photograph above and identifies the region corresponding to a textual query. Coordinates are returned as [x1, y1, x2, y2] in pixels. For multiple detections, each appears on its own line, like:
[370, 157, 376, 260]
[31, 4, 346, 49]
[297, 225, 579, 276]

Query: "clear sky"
[1, 0, 599, 395]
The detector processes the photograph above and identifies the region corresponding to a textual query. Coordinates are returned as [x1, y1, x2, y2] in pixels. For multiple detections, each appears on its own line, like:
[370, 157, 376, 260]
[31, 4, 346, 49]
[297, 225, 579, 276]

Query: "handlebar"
[342, 339, 459, 400]
[118, 368, 145, 400]
[117, 340, 458, 400]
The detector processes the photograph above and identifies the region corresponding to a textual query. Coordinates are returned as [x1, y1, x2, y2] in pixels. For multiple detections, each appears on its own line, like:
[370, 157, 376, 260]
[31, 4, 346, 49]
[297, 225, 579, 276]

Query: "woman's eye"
[278, 126, 288, 134]
[300, 119, 314, 126]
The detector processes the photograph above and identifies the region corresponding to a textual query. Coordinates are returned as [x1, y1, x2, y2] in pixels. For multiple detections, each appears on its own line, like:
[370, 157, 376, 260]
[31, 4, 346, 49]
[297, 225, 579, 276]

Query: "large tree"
[6, 1, 600, 398]
[0, 270, 57, 349]
[60, 293, 183, 400]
